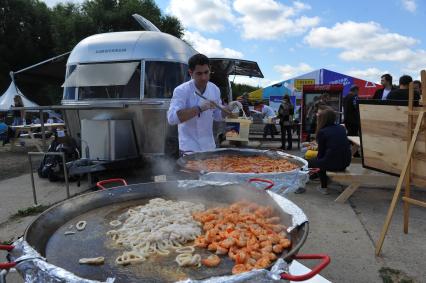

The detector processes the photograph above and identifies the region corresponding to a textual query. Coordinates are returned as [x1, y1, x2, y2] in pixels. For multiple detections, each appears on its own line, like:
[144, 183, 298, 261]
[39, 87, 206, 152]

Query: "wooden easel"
[375, 70, 426, 255]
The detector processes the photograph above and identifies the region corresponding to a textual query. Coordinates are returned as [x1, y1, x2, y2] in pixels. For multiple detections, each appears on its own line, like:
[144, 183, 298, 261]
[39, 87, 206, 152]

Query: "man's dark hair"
[381, 74, 392, 84]
[413, 80, 421, 87]
[399, 75, 413, 86]
[188, 54, 209, 70]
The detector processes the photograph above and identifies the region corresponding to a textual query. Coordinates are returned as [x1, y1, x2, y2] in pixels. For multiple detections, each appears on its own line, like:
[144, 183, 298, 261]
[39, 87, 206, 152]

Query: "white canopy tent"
[0, 81, 39, 111]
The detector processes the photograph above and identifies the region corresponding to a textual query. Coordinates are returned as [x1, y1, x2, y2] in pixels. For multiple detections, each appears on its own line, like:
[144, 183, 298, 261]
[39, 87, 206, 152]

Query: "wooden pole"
[403, 83, 414, 233]
[375, 111, 425, 256]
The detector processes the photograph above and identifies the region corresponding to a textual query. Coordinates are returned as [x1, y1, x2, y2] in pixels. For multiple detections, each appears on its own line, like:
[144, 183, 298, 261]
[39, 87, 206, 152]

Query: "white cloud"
[167, 0, 235, 32]
[346, 68, 389, 83]
[183, 31, 243, 58]
[233, 0, 320, 39]
[233, 76, 278, 88]
[274, 63, 314, 80]
[402, 49, 426, 75]
[402, 0, 416, 12]
[304, 21, 426, 77]
[305, 21, 418, 62]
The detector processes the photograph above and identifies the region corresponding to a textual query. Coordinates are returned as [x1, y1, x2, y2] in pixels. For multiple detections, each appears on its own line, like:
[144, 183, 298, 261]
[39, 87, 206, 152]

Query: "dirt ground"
[0, 145, 43, 181]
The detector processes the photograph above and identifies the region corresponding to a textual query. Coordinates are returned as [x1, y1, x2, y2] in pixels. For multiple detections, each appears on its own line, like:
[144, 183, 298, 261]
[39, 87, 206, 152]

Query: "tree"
[0, 0, 185, 105]
[0, 0, 54, 97]
[231, 82, 259, 100]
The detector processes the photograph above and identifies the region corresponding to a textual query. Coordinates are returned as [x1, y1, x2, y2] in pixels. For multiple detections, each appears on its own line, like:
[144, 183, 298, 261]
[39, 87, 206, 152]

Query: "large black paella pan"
[1, 180, 329, 282]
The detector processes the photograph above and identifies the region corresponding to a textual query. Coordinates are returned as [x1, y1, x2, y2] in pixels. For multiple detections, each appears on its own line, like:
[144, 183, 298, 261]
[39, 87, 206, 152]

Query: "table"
[10, 123, 65, 152]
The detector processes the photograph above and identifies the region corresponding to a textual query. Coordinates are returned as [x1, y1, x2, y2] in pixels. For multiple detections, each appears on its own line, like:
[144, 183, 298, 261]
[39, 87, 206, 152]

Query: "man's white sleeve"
[167, 88, 185, 125]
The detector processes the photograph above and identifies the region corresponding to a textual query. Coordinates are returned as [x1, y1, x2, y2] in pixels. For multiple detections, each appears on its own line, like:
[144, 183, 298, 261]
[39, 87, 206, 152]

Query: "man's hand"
[200, 100, 216, 112]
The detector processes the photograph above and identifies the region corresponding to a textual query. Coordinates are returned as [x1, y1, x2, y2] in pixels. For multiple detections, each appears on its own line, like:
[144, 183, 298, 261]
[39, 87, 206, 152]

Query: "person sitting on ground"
[387, 75, 420, 102]
[307, 106, 351, 195]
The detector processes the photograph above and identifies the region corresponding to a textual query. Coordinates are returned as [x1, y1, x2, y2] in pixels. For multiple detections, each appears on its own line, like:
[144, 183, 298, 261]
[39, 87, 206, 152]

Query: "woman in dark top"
[308, 107, 351, 194]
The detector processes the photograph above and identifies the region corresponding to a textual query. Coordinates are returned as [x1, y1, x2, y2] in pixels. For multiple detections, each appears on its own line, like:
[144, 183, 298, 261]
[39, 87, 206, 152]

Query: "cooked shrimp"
[192, 200, 292, 272]
[235, 250, 247, 264]
[201, 254, 221, 267]
[254, 257, 271, 269]
[279, 238, 291, 248]
[220, 237, 235, 249]
[215, 245, 228, 255]
[232, 264, 247, 274]
[272, 244, 284, 254]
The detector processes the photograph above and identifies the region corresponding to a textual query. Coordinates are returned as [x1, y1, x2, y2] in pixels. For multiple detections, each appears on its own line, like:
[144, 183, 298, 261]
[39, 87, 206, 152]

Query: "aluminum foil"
[190, 149, 309, 195]
[177, 259, 288, 283]
[8, 238, 115, 283]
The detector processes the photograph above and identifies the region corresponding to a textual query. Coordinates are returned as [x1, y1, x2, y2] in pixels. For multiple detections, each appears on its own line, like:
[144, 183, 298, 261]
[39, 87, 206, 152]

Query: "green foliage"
[0, 0, 185, 104]
[231, 81, 259, 100]
[379, 267, 414, 283]
[13, 204, 50, 218]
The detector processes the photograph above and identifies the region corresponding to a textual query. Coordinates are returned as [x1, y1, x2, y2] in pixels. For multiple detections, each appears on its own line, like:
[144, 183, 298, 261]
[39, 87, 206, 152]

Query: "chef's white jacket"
[167, 80, 223, 153]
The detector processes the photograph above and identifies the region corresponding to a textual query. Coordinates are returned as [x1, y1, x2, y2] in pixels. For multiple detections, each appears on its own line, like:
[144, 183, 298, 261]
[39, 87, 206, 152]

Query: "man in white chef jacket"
[167, 54, 224, 155]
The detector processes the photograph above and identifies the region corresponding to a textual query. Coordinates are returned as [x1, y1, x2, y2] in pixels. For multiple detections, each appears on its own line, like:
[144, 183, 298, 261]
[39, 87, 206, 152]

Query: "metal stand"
[28, 152, 70, 206]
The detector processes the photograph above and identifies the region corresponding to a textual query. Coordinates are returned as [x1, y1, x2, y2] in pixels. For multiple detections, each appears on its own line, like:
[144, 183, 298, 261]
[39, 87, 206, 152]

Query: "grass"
[12, 204, 51, 218]
[379, 267, 414, 283]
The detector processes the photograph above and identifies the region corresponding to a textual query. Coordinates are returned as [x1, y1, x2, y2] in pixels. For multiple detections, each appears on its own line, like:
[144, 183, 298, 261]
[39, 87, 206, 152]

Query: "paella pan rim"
[176, 148, 308, 174]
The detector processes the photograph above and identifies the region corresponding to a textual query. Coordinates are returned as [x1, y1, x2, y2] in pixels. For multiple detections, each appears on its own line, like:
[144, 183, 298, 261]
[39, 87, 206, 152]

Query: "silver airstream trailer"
[61, 18, 263, 159]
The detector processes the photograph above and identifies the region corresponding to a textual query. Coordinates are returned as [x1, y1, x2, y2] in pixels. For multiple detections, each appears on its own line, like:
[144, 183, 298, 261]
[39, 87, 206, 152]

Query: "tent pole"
[9, 71, 21, 96]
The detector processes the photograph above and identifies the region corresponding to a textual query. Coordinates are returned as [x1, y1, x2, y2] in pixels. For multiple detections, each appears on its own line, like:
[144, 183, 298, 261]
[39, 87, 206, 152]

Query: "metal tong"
[194, 90, 232, 115]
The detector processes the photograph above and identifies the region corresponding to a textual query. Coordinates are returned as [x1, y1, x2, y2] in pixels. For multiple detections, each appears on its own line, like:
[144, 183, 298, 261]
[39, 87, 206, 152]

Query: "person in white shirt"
[167, 54, 224, 155]
[254, 101, 277, 139]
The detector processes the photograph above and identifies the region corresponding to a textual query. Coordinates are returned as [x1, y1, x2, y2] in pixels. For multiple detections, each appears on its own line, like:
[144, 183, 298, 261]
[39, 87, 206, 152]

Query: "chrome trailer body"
[62, 30, 263, 157]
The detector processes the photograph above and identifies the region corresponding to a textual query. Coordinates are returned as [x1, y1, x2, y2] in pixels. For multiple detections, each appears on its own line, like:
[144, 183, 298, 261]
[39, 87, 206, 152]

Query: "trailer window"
[144, 61, 189, 98]
[74, 62, 141, 100]
[63, 65, 77, 100]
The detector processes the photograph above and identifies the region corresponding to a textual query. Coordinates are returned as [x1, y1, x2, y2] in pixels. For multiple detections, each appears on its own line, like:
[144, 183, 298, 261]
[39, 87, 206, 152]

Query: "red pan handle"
[281, 254, 331, 281]
[248, 178, 274, 190]
[0, 245, 16, 270]
[96, 178, 128, 190]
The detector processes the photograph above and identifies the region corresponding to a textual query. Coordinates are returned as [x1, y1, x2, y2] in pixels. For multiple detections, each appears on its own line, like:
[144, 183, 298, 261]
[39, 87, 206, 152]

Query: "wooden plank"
[335, 183, 360, 203]
[376, 111, 424, 256]
[404, 83, 415, 234]
[402, 197, 426, 208]
[360, 104, 426, 187]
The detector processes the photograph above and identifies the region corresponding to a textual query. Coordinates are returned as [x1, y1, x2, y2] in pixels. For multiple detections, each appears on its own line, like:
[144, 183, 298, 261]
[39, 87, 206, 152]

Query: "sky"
[42, 0, 426, 87]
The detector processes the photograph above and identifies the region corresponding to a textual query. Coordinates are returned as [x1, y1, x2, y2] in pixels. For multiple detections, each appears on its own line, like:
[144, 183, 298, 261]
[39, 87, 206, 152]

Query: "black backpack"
[38, 138, 80, 181]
